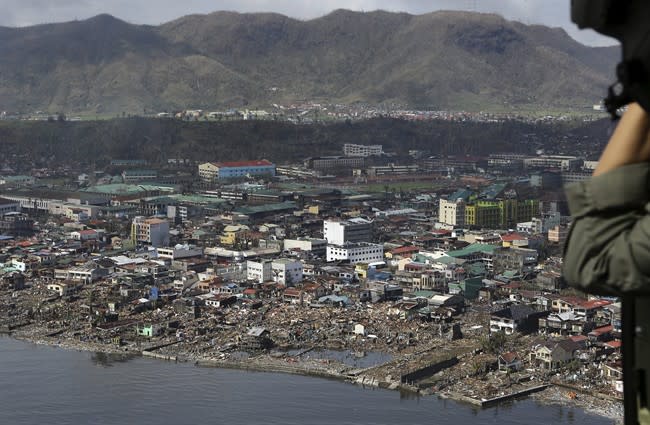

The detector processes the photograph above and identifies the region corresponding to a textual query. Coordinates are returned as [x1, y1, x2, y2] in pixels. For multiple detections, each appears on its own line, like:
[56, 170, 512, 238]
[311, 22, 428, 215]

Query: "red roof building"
[390, 246, 420, 256]
[218, 160, 273, 167]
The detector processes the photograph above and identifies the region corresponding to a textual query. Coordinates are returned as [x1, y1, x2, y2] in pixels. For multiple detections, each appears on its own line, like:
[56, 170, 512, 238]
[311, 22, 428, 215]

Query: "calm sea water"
[0, 336, 615, 425]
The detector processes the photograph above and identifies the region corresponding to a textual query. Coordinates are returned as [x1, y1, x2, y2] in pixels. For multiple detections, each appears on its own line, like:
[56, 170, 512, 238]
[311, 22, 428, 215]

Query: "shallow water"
[0, 336, 616, 425]
[283, 348, 392, 368]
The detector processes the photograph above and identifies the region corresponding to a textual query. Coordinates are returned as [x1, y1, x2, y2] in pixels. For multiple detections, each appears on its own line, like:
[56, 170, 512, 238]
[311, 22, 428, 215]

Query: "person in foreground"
[563, 102, 650, 424]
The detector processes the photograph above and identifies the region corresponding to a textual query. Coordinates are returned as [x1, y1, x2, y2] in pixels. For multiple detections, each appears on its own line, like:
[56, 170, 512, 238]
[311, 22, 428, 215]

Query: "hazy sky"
[0, 0, 617, 47]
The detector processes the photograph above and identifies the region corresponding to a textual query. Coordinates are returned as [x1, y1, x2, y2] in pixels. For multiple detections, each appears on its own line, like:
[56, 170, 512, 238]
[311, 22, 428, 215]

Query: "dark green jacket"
[564, 163, 650, 424]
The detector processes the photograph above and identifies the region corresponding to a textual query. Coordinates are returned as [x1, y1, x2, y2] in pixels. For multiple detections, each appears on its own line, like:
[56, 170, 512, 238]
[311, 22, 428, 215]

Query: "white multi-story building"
[366, 165, 418, 176]
[487, 154, 526, 169]
[271, 259, 303, 286]
[247, 259, 273, 283]
[53, 264, 106, 283]
[518, 212, 562, 235]
[283, 238, 327, 256]
[156, 245, 204, 260]
[326, 242, 384, 264]
[343, 144, 384, 157]
[0, 198, 19, 215]
[561, 171, 591, 185]
[1, 194, 54, 212]
[47, 281, 84, 297]
[523, 155, 582, 171]
[49, 201, 99, 219]
[131, 216, 170, 247]
[438, 198, 466, 227]
[323, 218, 372, 245]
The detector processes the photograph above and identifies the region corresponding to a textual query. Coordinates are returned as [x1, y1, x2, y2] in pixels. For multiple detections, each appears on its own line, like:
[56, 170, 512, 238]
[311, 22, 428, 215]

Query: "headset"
[572, 0, 650, 118]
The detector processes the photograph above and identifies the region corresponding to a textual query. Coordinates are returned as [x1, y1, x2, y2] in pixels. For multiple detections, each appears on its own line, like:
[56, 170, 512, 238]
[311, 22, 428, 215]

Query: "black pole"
[622, 295, 638, 425]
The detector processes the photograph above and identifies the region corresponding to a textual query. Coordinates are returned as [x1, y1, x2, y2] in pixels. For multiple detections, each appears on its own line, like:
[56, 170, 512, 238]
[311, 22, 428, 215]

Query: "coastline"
[5, 329, 623, 423]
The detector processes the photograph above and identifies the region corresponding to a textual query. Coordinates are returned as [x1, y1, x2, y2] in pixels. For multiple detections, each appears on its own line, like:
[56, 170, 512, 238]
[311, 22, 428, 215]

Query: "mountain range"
[0, 10, 619, 114]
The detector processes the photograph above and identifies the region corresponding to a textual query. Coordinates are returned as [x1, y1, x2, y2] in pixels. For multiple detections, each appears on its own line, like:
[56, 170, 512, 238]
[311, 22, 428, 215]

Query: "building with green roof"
[81, 184, 178, 199]
[447, 243, 497, 272]
[448, 277, 484, 299]
[448, 189, 473, 202]
[234, 202, 297, 221]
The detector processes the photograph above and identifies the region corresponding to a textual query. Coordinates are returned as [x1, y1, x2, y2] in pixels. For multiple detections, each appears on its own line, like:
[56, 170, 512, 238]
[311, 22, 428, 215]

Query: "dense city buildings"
[0, 140, 624, 414]
[0, 4, 631, 420]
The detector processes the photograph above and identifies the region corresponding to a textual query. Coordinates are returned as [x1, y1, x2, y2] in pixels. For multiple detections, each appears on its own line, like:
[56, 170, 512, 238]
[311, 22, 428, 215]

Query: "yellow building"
[465, 205, 476, 226]
[198, 162, 219, 182]
[219, 224, 250, 246]
[465, 199, 538, 229]
[477, 201, 502, 228]
[355, 263, 370, 279]
[219, 233, 237, 246]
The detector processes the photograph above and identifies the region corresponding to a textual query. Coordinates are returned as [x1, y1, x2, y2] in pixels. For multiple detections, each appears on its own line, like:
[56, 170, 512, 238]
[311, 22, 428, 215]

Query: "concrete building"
[47, 281, 84, 297]
[420, 157, 481, 173]
[465, 200, 538, 229]
[54, 264, 107, 283]
[271, 259, 303, 286]
[561, 171, 592, 185]
[48, 201, 99, 220]
[323, 218, 372, 245]
[0, 175, 36, 186]
[343, 144, 383, 157]
[548, 225, 569, 244]
[490, 304, 541, 335]
[70, 229, 99, 241]
[247, 259, 272, 283]
[0, 212, 34, 236]
[122, 169, 158, 183]
[0, 194, 53, 212]
[439, 198, 466, 227]
[523, 155, 582, 171]
[530, 172, 563, 190]
[305, 156, 364, 172]
[0, 198, 20, 215]
[156, 245, 204, 260]
[487, 154, 526, 170]
[535, 212, 562, 234]
[493, 247, 539, 276]
[131, 216, 170, 247]
[518, 212, 561, 235]
[199, 160, 275, 182]
[283, 238, 327, 256]
[326, 242, 384, 264]
[198, 162, 219, 182]
[366, 164, 419, 176]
